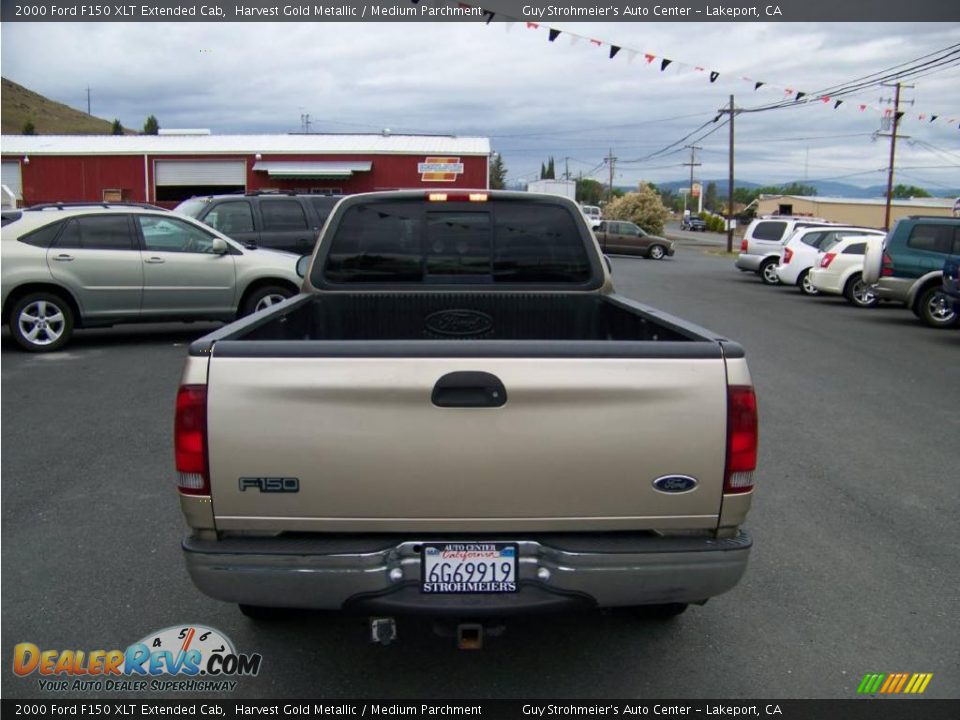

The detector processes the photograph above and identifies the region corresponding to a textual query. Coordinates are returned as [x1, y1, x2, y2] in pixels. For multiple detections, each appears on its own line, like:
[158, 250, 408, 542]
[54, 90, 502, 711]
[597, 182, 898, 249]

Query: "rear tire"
[9, 292, 75, 352]
[760, 258, 781, 285]
[798, 269, 819, 296]
[916, 286, 959, 328]
[843, 273, 879, 308]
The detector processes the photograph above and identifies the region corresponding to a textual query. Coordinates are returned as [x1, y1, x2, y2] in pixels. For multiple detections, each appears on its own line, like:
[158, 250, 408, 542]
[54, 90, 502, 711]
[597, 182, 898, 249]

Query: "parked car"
[175, 191, 342, 255]
[581, 204, 602, 228]
[735, 216, 836, 284]
[808, 235, 885, 307]
[176, 190, 756, 628]
[593, 220, 675, 259]
[943, 252, 960, 313]
[862, 215, 960, 328]
[776, 227, 885, 295]
[1, 203, 302, 352]
[681, 216, 706, 231]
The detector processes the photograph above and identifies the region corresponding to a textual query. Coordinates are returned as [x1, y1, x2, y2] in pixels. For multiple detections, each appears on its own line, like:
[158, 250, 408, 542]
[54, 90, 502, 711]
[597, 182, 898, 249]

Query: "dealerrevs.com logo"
[13, 625, 262, 693]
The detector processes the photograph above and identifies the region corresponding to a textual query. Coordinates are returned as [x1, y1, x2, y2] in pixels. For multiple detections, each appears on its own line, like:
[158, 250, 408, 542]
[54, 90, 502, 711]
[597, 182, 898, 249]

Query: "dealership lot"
[2, 248, 957, 699]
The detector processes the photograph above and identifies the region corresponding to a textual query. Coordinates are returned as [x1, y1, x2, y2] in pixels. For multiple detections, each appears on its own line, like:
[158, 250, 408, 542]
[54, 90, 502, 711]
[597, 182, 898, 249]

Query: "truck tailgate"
[206, 356, 728, 532]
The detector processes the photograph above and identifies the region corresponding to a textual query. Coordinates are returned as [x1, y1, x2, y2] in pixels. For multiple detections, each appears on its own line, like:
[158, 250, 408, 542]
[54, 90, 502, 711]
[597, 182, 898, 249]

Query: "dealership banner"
[1, 0, 956, 22]
[1, 699, 959, 719]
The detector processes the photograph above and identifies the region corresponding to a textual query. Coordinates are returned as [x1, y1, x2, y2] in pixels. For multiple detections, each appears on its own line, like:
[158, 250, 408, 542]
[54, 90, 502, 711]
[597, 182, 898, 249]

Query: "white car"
[776, 227, 885, 295]
[734, 215, 836, 284]
[809, 234, 885, 307]
[581, 205, 602, 228]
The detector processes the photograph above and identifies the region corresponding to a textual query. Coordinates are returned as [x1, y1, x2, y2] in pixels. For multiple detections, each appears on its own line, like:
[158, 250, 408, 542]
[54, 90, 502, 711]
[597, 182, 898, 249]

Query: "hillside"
[1, 77, 126, 135]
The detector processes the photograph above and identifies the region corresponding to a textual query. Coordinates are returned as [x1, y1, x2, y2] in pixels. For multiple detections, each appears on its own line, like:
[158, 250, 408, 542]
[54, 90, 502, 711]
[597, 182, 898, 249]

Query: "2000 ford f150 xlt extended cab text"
[175, 190, 757, 635]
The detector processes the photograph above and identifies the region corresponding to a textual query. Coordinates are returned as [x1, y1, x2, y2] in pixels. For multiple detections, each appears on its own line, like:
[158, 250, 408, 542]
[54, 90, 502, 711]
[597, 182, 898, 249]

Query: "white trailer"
[527, 179, 576, 201]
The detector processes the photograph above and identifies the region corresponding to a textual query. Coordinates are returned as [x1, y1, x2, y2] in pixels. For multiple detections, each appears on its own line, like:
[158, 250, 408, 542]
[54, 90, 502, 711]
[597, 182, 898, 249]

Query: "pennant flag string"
[610, 45, 621, 59]
[548, 29, 560, 42]
[661, 58, 672, 72]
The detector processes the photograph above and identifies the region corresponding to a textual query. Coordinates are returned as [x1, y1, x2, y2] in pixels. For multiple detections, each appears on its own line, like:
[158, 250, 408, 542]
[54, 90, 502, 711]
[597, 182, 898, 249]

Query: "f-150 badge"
[239, 477, 300, 493]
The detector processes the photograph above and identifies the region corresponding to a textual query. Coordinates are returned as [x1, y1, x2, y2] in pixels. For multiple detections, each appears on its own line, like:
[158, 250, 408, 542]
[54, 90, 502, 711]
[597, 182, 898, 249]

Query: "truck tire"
[759, 258, 781, 285]
[916, 286, 959, 328]
[241, 284, 294, 317]
[648, 245, 666, 260]
[9, 292, 75, 352]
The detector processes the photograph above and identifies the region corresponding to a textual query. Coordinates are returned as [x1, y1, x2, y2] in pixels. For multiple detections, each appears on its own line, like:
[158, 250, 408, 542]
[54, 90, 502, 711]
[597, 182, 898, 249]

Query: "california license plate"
[421, 543, 518, 593]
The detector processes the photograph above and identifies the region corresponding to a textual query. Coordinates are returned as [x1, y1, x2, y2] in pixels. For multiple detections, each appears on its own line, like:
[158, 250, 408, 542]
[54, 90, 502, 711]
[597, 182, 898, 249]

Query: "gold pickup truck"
[175, 190, 756, 635]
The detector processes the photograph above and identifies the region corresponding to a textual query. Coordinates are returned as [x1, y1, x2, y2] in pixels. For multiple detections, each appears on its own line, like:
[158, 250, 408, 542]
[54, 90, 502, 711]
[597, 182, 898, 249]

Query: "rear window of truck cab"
[319, 199, 593, 285]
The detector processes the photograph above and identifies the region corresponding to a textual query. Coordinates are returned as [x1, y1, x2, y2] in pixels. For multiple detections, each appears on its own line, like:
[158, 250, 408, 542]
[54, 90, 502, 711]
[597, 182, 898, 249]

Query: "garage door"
[2, 161, 23, 202]
[153, 160, 246, 203]
[154, 160, 246, 186]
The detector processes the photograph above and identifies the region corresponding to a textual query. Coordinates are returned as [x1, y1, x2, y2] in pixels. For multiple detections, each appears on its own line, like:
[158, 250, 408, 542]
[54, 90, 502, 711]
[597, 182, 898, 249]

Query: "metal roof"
[0, 134, 491, 156]
[758, 194, 956, 208]
[252, 161, 373, 178]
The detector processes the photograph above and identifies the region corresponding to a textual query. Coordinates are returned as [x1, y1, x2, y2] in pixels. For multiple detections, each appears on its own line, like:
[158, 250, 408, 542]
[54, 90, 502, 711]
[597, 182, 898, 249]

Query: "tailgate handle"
[432, 372, 507, 408]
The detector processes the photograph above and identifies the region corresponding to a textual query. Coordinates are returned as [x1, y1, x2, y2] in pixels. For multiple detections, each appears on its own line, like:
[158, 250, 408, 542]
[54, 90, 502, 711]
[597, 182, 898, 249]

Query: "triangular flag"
[820, 96, 830, 103]
[796, 92, 806, 101]
[483, 10, 494, 23]
[834, 100, 843, 109]
[785, 88, 794, 95]
[549, 29, 560, 42]
[710, 71, 719, 83]
[457, 2, 472, 8]
[626, 50, 638, 64]
[526, 21, 539, 29]
[610, 45, 621, 59]
[755, 82, 764, 91]
[661, 58, 672, 71]
[859, 104, 867, 111]
[644, 53, 656, 64]
[591, 39, 602, 47]
[895, 111, 905, 121]
[694, 66, 704, 72]
[930, 115, 938, 122]
[918, 114, 925, 120]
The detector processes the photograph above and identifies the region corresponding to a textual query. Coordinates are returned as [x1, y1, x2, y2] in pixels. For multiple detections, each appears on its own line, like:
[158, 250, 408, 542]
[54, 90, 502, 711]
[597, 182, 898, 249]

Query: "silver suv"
[2, 203, 302, 352]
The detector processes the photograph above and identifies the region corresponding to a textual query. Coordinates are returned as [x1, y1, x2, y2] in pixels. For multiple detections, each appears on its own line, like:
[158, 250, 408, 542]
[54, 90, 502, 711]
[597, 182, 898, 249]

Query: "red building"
[0, 133, 491, 208]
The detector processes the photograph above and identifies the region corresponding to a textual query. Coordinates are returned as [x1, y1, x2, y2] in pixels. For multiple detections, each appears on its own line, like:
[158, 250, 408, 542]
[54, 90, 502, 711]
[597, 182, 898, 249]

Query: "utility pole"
[879, 82, 913, 230]
[683, 145, 702, 214]
[300, 113, 312, 133]
[564, 157, 570, 181]
[607, 148, 616, 205]
[86, 86, 91, 115]
[717, 95, 738, 253]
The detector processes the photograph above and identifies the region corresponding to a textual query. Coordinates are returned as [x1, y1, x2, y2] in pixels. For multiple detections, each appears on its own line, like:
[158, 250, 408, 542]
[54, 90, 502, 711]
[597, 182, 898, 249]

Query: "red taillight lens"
[427, 192, 488, 202]
[820, 252, 836, 269]
[725, 386, 758, 494]
[783, 247, 793, 264]
[740, 239, 748, 252]
[175, 385, 209, 495]
[881, 252, 894, 277]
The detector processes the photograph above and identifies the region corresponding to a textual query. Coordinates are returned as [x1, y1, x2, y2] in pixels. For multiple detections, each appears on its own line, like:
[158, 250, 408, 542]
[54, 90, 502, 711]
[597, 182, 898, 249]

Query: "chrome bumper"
[183, 532, 752, 614]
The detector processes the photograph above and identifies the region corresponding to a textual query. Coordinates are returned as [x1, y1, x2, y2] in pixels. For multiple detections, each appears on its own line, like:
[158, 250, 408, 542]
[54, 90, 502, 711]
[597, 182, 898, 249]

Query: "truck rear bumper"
[183, 531, 751, 615]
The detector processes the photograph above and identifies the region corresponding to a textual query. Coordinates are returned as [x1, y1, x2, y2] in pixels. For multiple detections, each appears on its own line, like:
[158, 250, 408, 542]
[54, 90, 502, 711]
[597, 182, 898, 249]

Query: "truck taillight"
[725, 386, 757, 494]
[175, 385, 209, 495]
[881, 252, 894, 277]
[740, 239, 748, 252]
[783, 247, 793, 264]
[820, 252, 836, 269]
[427, 192, 488, 202]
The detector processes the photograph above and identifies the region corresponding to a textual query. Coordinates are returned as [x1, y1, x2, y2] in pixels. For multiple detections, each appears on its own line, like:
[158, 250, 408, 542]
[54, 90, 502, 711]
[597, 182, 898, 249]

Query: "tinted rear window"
[906, 224, 960, 255]
[320, 200, 592, 285]
[17, 220, 65, 247]
[752, 221, 787, 241]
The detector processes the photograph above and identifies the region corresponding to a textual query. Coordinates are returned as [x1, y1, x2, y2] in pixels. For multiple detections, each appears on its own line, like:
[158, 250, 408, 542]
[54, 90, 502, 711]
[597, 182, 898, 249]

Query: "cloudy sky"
[3, 19, 960, 192]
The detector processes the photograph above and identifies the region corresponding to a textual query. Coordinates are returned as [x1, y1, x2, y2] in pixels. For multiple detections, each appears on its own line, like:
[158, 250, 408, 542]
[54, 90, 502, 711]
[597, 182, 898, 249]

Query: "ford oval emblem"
[424, 309, 494, 337]
[652, 475, 699, 493]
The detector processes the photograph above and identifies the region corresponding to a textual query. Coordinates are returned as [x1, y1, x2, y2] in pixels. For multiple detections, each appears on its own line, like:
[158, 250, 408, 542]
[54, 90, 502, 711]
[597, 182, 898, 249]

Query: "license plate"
[421, 543, 517, 593]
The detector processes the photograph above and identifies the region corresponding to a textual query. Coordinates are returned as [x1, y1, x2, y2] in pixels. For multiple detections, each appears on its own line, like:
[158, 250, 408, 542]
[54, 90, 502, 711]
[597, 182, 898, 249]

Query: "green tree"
[890, 184, 931, 199]
[540, 162, 546, 180]
[143, 115, 159, 135]
[489, 153, 507, 190]
[22, 120, 36, 135]
[111, 119, 123, 135]
[546, 157, 555, 180]
[705, 182, 717, 212]
[603, 183, 670, 235]
[576, 178, 605, 205]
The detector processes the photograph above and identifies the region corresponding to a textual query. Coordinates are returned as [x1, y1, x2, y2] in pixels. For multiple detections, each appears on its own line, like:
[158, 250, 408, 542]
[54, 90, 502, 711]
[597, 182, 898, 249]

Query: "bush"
[604, 184, 670, 235]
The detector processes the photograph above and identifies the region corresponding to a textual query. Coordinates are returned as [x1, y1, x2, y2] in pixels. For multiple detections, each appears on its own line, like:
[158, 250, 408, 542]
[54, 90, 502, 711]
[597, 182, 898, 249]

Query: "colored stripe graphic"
[857, 673, 932, 694]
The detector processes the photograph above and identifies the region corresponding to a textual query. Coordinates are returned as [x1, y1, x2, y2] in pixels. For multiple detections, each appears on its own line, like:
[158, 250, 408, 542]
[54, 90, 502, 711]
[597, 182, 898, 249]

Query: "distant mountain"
[649, 178, 957, 199]
[1, 77, 128, 135]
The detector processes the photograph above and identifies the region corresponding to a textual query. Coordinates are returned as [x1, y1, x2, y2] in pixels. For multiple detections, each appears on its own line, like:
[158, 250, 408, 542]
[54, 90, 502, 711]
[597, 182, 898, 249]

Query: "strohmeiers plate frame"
[420, 542, 518, 593]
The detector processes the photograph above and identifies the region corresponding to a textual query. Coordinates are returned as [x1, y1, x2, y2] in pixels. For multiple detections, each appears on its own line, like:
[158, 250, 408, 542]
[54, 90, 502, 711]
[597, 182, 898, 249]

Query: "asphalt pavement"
[2, 248, 958, 700]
